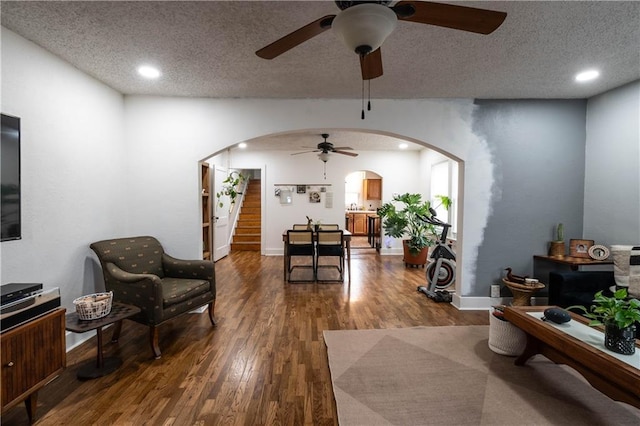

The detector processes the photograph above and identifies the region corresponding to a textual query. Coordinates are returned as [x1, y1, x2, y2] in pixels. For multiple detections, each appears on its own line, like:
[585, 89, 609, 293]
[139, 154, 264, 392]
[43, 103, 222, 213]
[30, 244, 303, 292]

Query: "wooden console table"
[1, 308, 66, 423]
[534, 255, 613, 271]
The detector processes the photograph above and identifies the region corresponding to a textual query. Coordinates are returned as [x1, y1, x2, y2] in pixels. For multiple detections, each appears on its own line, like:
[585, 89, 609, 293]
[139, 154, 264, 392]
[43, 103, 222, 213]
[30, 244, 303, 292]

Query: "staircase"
[231, 179, 261, 251]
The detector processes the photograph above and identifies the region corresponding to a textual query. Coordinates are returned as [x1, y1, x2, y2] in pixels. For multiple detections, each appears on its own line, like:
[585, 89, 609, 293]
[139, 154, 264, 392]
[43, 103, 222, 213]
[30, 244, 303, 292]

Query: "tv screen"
[1, 113, 21, 241]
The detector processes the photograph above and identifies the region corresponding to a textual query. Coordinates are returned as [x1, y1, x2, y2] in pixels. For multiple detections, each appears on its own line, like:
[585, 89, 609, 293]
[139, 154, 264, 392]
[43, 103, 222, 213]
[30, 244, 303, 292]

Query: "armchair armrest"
[162, 253, 215, 282]
[106, 262, 161, 284]
[103, 262, 164, 323]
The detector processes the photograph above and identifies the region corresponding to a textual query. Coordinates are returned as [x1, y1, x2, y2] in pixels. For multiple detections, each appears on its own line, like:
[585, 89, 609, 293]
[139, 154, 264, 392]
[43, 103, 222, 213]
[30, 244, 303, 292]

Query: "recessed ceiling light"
[238, 142, 247, 149]
[398, 143, 408, 149]
[575, 69, 599, 83]
[138, 65, 161, 79]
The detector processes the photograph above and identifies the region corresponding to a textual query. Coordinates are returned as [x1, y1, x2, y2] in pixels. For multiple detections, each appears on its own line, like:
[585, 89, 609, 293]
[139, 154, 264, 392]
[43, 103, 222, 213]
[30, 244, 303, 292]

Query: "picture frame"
[569, 239, 594, 258]
[588, 244, 610, 261]
[296, 185, 306, 194]
[309, 191, 321, 203]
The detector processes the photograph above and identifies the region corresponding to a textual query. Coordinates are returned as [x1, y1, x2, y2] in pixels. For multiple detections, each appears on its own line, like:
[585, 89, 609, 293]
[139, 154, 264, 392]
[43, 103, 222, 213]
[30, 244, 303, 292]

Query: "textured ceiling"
[2, 1, 639, 153]
[2, 0, 639, 100]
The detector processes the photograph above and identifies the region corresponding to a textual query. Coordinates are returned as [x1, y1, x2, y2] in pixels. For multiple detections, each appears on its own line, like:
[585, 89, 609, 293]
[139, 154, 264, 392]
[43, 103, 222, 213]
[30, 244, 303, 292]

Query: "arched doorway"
[345, 170, 382, 250]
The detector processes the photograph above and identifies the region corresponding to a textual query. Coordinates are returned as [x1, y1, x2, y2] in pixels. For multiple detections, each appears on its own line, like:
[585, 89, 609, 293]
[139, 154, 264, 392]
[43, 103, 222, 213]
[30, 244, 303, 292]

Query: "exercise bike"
[417, 208, 456, 301]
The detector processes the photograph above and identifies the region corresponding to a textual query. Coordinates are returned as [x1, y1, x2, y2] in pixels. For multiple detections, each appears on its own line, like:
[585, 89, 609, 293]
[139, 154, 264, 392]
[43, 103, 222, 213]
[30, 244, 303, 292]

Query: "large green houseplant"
[568, 288, 640, 355]
[378, 193, 449, 262]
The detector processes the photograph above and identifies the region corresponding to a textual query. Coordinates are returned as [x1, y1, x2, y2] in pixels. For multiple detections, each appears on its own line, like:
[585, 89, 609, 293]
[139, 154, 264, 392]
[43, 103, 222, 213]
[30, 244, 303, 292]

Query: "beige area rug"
[324, 326, 640, 425]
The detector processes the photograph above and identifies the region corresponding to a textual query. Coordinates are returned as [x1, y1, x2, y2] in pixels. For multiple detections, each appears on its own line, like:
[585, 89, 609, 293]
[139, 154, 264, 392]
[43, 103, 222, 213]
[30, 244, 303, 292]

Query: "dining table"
[282, 229, 352, 283]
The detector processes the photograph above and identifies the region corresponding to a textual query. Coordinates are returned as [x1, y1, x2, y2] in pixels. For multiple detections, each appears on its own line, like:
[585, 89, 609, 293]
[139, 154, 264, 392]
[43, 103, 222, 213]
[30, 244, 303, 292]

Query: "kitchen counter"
[345, 210, 378, 214]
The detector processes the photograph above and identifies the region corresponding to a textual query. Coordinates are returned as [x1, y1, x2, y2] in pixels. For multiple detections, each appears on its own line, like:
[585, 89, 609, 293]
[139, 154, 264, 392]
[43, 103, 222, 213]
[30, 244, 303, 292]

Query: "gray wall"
[470, 100, 587, 297]
[584, 80, 640, 244]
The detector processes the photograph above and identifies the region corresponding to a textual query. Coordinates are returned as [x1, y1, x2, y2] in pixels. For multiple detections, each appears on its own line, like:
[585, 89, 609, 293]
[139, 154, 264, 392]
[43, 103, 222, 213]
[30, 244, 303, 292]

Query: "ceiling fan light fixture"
[332, 3, 397, 55]
[318, 152, 330, 163]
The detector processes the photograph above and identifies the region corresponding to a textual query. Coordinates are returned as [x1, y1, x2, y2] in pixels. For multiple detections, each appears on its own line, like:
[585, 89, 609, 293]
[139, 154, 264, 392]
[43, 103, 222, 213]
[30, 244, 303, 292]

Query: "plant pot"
[604, 323, 636, 355]
[402, 240, 429, 268]
[548, 241, 565, 257]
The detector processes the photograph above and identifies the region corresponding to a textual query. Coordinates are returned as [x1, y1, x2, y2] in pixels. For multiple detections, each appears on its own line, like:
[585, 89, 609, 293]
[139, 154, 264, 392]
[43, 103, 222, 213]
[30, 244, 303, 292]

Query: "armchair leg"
[150, 326, 161, 359]
[208, 301, 216, 326]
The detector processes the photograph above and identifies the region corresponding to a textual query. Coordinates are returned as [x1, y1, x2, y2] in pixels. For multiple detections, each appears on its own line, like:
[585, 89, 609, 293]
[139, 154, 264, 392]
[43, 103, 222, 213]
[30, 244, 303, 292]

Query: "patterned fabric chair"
[90, 236, 216, 359]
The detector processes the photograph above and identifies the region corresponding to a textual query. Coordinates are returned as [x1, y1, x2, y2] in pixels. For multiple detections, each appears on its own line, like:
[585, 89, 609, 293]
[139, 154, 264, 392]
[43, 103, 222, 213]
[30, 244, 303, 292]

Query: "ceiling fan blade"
[291, 149, 319, 156]
[360, 48, 383, 80]
[331, 146, 354, 150]
[334, 150, 359, 157]
[256, 15, 336, 59]
[394, 1, 506, 35]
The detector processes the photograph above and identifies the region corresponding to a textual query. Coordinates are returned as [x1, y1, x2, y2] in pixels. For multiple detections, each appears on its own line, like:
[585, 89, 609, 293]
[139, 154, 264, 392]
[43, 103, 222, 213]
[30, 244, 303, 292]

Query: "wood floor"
[2, 251, 489, 426]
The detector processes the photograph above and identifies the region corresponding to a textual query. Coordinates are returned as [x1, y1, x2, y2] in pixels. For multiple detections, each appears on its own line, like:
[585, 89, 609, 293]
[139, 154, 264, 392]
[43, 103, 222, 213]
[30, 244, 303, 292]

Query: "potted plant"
[568, 288, 640, 355]
[378, 193, 447, 267]
[548, 223, 565, 257]
[216, 171, 247, 208]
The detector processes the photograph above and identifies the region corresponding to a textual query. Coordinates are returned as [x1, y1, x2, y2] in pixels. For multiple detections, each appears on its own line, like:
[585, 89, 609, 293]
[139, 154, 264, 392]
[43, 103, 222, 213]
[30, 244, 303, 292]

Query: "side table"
[65, 302, 140, 380]
[503, 278, 545, 306]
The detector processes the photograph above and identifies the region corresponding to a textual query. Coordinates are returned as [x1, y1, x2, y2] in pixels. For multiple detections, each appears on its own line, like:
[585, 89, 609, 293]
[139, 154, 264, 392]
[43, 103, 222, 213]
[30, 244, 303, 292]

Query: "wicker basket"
[73, 291, 113, 320]
[488, 310, 527, 356]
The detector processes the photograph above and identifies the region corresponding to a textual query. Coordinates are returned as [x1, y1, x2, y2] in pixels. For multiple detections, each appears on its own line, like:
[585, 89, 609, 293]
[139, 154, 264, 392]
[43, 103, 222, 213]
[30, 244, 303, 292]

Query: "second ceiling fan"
[255, 1, 507, 81]
[292, 133, 359, 161]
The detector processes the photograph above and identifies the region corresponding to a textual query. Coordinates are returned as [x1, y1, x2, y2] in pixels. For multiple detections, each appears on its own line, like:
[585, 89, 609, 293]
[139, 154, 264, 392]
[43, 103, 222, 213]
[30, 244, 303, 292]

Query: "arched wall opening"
[201, 128, 465, 299]
[123, 97, 492, 308]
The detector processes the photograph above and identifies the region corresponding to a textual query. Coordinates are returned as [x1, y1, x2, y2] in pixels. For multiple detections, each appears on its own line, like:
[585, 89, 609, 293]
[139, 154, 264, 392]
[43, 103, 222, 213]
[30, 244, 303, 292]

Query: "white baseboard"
[453, 295, 549, 310]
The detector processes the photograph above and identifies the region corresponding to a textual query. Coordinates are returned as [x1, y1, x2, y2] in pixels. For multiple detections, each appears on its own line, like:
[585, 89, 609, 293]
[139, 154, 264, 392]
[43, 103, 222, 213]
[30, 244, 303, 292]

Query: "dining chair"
[292, 224, 309, 230]
[318, 224, 339, 230]
[286, 229, 316, 282]
[315, 230, 345, 282]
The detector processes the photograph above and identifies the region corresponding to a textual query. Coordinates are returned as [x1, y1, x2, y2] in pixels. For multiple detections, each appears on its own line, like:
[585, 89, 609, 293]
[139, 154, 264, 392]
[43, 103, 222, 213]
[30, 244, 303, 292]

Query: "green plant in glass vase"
[216, 171, 247, 208]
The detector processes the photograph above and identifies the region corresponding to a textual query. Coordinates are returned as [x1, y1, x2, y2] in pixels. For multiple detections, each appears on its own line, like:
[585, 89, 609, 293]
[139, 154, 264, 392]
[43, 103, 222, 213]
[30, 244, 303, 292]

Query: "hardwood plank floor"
[2, 251, 489, 425]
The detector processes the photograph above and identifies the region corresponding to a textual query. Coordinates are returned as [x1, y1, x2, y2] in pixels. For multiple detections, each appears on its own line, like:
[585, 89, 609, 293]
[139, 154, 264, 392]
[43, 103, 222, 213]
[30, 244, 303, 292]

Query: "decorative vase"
[548, 241, 565, 257]
[604, 323, 636, 355]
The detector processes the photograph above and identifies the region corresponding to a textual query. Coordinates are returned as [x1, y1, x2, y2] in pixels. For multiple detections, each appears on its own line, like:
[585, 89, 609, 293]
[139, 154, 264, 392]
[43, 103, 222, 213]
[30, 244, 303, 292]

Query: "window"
[430, 161, 457, 236]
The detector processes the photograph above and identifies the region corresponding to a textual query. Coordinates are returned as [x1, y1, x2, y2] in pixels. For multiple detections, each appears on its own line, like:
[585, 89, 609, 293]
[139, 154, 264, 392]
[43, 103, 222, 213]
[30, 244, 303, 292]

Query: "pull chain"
[361, 79, 365, 120]
[323, 161, 327, 180]
[368, 79, 371, 111]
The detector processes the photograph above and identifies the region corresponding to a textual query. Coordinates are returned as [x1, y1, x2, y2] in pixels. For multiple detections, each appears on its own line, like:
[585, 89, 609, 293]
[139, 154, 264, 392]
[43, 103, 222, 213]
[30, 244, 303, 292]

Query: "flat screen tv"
[1, 113, 21, 241]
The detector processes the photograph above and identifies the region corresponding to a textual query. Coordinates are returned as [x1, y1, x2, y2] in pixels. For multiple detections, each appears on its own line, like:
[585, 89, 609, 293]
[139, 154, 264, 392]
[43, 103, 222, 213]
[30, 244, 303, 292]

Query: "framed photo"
[296, 185, 306, 194]
[588, 244, 610, 261]
[569, 239, 594, 258]
[309, 191, 321, 203]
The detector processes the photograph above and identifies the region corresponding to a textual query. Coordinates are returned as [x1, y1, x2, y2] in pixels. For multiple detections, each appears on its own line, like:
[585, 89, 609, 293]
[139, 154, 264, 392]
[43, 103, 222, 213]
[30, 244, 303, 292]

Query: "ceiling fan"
[292, 133, 359, 162]
[255, 1, 507, 81]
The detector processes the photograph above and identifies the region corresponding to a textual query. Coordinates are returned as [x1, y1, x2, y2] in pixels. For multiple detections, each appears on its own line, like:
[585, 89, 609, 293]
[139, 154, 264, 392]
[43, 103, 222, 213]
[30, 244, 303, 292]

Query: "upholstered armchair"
[90, 236, 216, 359]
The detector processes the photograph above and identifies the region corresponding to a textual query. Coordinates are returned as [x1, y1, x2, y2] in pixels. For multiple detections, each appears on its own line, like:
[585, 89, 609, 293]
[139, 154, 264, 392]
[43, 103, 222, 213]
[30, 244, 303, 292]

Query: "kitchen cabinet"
[346, 212, 368, 236]
[363, 179, 382, 200]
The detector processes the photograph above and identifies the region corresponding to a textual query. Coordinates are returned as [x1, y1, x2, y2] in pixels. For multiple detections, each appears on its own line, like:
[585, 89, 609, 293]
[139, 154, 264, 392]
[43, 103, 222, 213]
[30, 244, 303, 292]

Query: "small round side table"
[502, 278, 545, 306]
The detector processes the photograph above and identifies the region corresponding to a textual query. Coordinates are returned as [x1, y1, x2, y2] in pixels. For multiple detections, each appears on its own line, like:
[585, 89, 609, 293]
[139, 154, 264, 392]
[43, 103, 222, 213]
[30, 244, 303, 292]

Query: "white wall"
[1, 28, 126, 307]
[123, 97, 492, 297]
[584, 80, 640, 244]
[228, 148, 422, 255]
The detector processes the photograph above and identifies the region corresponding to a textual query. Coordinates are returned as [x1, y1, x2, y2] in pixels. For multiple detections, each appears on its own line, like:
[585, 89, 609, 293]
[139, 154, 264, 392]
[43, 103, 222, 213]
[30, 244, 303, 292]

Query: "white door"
[213, 166, 230, 261]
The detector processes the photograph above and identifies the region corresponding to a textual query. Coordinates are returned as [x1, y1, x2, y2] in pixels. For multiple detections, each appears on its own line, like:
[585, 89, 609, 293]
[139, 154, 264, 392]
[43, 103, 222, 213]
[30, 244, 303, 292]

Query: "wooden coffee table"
[504, 306, 640, 409]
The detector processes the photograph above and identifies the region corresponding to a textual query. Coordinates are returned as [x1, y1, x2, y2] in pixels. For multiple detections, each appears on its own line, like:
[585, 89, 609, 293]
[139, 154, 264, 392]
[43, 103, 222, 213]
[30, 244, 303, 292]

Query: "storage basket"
[488, 309, 527, 356]
[73, 291, 113, 320]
